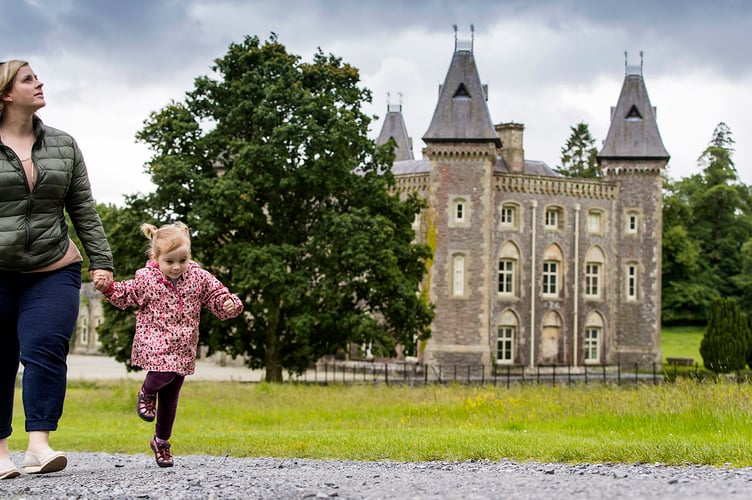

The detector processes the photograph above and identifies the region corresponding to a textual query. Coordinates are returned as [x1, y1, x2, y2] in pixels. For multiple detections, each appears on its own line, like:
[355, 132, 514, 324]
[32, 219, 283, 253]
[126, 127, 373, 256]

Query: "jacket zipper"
[2, 145, 35, 265]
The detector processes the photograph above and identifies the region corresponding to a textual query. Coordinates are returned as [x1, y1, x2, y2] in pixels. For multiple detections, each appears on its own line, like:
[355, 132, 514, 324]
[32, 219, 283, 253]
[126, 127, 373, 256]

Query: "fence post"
[385, 363, 389, 386]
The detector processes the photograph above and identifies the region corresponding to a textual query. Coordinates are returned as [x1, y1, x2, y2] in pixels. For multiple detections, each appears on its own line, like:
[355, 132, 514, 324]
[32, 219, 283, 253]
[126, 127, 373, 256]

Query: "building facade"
[378, 41, 669, 371]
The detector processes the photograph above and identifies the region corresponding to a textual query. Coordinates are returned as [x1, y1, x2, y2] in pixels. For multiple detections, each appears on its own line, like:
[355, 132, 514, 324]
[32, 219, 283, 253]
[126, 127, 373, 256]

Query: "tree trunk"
[263, 306, 284, 382]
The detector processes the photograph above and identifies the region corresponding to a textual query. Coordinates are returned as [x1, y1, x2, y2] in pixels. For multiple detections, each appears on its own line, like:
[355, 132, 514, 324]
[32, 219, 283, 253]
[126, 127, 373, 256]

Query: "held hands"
[90, 269, 113, 293]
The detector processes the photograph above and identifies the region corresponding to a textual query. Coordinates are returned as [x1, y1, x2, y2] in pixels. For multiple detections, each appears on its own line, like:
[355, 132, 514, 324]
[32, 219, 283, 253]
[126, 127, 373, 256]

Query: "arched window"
[584, 246, 605, 300]
[78, 316, 89, 346]
[498, 242, 520, 297]
[453, 254, 465, 297]
[541, 311, 563, 363]
[584, 312, 605, 364]
[542, 244, 563, 298]
[497, 310, 519, 364]
[626, 262, 639, 301]
[625, 210, 640, 235]
[451, 197, 468, 226]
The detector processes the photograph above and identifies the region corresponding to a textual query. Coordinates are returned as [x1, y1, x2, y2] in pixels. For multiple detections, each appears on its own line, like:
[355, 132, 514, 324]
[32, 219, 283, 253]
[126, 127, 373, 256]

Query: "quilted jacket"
[104, 260, 244, 375]
[0, 117, 113, 272]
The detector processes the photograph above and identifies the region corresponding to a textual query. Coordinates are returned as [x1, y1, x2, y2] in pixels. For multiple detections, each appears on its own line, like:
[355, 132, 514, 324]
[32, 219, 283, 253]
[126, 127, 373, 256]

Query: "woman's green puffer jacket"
[0, 118, 113, 272]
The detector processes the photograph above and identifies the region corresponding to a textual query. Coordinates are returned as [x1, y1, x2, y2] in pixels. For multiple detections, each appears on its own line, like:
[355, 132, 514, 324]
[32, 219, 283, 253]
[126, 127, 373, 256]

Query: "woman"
[0, 60, 114, 479]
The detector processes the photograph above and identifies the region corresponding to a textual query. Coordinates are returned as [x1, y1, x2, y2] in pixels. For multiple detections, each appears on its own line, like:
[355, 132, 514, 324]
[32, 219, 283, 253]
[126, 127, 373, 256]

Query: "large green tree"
[555, 122, 600, 178]
[662, 122, 752, 323]
[98, 34, 433, 382]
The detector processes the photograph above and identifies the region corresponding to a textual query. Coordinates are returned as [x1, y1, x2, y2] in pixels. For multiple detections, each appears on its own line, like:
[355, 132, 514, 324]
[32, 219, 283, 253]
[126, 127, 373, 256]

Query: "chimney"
[496, 122, 525, 173]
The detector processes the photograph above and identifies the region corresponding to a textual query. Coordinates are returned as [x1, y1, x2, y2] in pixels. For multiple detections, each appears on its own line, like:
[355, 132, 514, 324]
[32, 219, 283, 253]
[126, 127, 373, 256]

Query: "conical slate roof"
[376, 104, 414, 161]
[598, 68, 669, 160]
[423, 48, 500, 145]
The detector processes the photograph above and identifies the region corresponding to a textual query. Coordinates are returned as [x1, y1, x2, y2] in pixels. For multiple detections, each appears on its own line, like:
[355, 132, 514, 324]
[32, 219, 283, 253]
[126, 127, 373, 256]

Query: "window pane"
[588, 212, 601, 232]
[501, 206, 516, 226]
[627, 264, 637, 299]
[585, 263, 600, 297]
[543, 261, 558, 295]
[453, 255, 464, 296]
[498, 259, 515, 294]
[497, 326, 514, 361]
[585, 327, 600, 362]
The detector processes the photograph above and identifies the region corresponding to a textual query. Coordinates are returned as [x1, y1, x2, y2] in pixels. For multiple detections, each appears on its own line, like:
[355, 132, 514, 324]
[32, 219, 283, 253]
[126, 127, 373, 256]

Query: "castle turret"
[598, 55, 669, 365]
[421, 30, 499, 369]
[376, 100, 414, 161]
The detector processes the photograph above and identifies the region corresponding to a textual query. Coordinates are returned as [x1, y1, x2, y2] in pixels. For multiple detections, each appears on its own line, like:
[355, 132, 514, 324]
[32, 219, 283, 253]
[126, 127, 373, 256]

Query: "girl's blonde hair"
[0, 60, 29, 117]
[141, 222, 191, 259]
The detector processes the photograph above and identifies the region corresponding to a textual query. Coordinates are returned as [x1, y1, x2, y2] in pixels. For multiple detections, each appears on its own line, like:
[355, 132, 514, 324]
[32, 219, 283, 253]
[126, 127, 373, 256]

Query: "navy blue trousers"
[0, 262, 81, 438]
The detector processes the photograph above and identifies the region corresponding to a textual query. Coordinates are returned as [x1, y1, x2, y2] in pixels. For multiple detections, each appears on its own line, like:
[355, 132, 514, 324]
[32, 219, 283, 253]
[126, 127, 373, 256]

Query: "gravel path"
[1, 452, 751, 499]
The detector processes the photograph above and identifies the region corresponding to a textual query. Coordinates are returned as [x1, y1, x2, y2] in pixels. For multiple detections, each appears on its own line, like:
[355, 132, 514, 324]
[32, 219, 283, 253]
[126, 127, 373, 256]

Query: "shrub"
[700, 298, 749, 373]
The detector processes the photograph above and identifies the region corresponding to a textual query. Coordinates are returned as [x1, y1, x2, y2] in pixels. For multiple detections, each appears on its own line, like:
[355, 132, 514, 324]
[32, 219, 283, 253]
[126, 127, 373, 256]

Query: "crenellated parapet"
[393, 173, 429, 196]
[601, 164, 665, 177]
[423, 142, 498, 161]
[495, 174, 618, 199]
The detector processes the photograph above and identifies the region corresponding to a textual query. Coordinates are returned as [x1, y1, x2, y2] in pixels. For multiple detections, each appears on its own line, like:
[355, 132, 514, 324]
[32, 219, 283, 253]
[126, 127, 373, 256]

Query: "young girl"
[95, 222, 242, 468]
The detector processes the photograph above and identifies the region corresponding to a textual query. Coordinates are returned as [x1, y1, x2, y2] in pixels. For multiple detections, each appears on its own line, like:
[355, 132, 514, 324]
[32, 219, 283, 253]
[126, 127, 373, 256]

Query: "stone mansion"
[75, 38, 669, 374]
[377, 39, 669, 371]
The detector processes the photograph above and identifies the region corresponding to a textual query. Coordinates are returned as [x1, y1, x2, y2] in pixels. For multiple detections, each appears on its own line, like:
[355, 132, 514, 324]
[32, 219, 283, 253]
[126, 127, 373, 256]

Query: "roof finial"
[453, 24, 458, 51]
[624, 50, 628, 75]
[640, 50, 644, 75]
[471, 24, 475, 52]
[398, 92, 403, 106]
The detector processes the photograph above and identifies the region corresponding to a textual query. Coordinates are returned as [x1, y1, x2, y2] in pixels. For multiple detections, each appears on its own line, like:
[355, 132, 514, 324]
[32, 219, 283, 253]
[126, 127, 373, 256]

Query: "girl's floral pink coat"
[103, 260, 243, 375]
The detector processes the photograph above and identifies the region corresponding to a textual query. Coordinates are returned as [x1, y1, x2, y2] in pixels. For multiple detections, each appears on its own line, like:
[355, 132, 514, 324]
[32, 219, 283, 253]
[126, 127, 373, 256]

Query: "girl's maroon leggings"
[142, 371, 185, 441]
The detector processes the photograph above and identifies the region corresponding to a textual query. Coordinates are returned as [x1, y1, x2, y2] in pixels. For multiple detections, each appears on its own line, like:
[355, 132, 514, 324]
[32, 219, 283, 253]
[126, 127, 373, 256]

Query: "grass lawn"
[660, 325, 704, 362]
[9, 372, 752, 467]
[8, 324, 746, 468]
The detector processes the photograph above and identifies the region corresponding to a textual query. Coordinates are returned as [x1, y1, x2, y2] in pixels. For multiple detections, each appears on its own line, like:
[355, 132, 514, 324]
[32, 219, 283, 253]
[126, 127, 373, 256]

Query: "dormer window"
[625, 105, 643, 120]
[453, 83, 471, 99]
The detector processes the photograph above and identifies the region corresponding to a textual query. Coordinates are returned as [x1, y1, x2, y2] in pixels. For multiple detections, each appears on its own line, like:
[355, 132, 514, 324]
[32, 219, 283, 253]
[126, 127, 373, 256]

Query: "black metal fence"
[289, 361, 675, 386]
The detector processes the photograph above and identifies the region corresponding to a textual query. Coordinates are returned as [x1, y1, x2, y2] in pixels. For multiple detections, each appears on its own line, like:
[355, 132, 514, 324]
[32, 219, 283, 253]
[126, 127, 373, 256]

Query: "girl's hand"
[91, 269, 113, 292]
[223, 297, 237, 314]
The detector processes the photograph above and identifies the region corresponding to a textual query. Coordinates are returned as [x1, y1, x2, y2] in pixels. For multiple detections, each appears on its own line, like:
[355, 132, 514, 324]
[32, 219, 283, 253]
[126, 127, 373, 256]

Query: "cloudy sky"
[6, 0, 752, 205]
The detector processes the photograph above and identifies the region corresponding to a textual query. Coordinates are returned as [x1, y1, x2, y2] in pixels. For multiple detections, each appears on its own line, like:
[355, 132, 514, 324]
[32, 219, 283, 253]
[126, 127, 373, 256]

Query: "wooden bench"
[666, 357, 695, 367]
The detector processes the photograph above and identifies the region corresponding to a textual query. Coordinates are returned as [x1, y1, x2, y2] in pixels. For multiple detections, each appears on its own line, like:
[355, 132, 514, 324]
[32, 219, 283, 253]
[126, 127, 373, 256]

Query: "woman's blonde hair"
[141, 221, 191, 259]
[0, 60, 29, 117]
